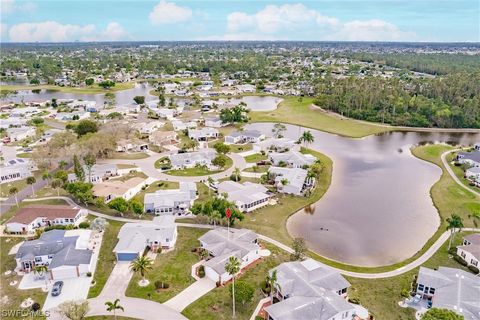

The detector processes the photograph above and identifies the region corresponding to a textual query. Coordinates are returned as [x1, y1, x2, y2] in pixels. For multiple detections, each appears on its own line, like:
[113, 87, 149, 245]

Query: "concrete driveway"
[164, 278, 216, 312]
[43, 276, 92, 311]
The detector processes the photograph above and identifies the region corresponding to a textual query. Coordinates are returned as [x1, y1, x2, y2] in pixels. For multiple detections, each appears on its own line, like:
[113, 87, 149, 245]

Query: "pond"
[245, 123, 480, 267]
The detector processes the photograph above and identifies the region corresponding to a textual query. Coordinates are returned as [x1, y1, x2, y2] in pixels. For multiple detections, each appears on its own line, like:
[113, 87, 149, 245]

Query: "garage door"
[205, 266, 219, 283]
[117, 252, 139, 261]
[51, 267, 78, 280]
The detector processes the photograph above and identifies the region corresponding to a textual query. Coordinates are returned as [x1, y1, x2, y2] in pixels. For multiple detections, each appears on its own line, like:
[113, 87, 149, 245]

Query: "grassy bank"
[1, 82, 134, 95]
[125, 227, 207, 303]
[249, 96, 391, 138]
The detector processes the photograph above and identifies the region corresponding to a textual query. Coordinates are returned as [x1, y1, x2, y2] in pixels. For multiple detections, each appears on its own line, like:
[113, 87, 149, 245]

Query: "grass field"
[237, 148, 332, 246]
[249, 96, 391, 138]
[88, 219, 124, 298]
[0, 82, 134, 95]
[110, 152, 149, 160]
[182, 243, 290, 320]
[125, 227, 207, 303]
[244, 153, 268, 163]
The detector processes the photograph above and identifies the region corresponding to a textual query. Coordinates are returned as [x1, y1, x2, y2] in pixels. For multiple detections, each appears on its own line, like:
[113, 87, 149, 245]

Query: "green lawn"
[16, 152, 32, 158]
[0, 198, 68, 225]
[110, 152, 149, 160]
[347, 231, 474, 320]
[1, 237, 47, 319]
[0, 82, 134, 95]
[182, 243, 290, 320]
[238, 148, 332, 246]
[125, 227, 207, 303]
[244, 153, 268, 163]
[116, 164, 138, 169]
[243, 165, 270, 173]
[88, 219, 124, 298]
[166, 157, 233, 177]
[249, 96, 391, 138]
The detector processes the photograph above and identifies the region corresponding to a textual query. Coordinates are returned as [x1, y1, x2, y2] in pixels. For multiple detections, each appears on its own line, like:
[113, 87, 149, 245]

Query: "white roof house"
[253, 138, 298, 153]
[204, 117, 225, 128]
[269, 151, 316, 168]
[457, 233, 480, 269]
[169, 150, 217, 169]
[114, 216, 178, 261]
[188, 127, 219, 141]
[217, 181, 270, 212]
[199, 228, 260, 284]
[172, 120, 197, 131]
[133, 121, 165, 135]
[6, 127, 36, 141]
[144, 182, 197, 215]
[224, 130, 265, 145]
[0, 158, 35, 184]
[416, 266, 480, 320]
[268, 167, 312, 195]
[265, 259, 367, 320]
[67, 164, 118, 184]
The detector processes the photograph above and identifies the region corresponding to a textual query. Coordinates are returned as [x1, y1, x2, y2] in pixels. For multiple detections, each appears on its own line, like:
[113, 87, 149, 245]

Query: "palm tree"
[233, 167, 240, 182]
[105, 298, 124, 320]
[9, 187, 19, 207]
[299, 130, 314, 147]
[225, 256, 241, 318]
[280, 178, 289, 196]
[26, 176, 36, 196]
[446, 214, 464, 250]
[265, 270, 281, 303]
[129, 255, 153, 285]
[207, 176, 214, 196]
[34, 265, 49, 290]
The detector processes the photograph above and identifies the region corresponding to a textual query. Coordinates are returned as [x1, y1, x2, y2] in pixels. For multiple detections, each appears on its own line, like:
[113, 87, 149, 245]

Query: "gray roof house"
[67, 163, 118, 184]
[269, 150, 316, 168]
[188, 127, 219, 141]
[144, 182, 197, 215]
[457, 233, 480, 269]
[224, 130, 265, 145]
[114, 216, 177, 261]
[15, 230, 93, 280]
[199, 228, 260, 284]
[217, 181, 270, 212]
[253, 137, 298, 153]
[269, 166, 313, 195]
[169, 150, 217, 169]
[456, 151, 480, 167]
[265, 259, 368, 320]
[416, 266, 480, 319]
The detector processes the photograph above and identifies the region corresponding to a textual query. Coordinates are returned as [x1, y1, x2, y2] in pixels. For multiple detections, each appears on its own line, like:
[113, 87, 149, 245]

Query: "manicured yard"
[0, 198, 68, 225]
[250, 96, 391, 138]
[166, 157, 233, 176]
[243, 165, 269, 173]
[244, 153, 268, 163]
[229, 144, 253, 153]
[0, 237, 47, 319]
[88, 219, 124, 298]
[238, 148, 332, 246]
[110, 152, 149, 160]
[182, 243, 290, 320]
[347, 231, 474, 320]
[125, 227, 207, 303]
[0, 82, 135, 95]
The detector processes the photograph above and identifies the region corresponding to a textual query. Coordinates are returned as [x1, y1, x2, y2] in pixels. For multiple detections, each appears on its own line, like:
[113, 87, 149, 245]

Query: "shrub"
[401, 289, 411, 298]
[349, 297, 361, 304]
[468, 265, 479, 274]
[198, 265, 205, 278]
[78, 222, 90, 229]
[154, 281, 169, 290]
[31, 302, 41, 312]
[453, 254, 468, 266]
[44, 225, 67, 231]
[86, 272, 92, 277]
[229, 174, 241, 182]
[157, 247, 162, 254]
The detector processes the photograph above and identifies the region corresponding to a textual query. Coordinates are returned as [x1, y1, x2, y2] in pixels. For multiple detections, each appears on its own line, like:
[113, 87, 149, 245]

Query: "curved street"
[441, 149, 480, 197]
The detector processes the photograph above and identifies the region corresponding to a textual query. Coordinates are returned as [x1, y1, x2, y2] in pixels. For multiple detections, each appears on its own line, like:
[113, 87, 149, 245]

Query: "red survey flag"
[226, 207, 232, 219]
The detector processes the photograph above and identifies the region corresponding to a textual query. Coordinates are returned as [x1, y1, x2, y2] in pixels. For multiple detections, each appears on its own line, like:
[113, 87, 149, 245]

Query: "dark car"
[51, 281, 64, 296]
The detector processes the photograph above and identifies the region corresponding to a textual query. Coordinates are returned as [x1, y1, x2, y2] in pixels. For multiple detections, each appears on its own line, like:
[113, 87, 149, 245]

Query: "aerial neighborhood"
[0, 38, 479, 320]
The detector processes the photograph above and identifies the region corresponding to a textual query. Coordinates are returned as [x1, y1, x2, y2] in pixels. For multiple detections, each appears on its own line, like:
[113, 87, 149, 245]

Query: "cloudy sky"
[1, 0, 478, 42]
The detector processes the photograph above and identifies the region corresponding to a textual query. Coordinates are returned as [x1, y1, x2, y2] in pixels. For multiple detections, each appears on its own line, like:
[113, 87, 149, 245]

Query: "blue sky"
[1, 0, 478, 42]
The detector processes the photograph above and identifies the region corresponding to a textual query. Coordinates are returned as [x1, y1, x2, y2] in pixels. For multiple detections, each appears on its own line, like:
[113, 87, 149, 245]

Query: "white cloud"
[8, 21, 129, 42]
[149, 0, 192, 25]
[329, 19, 416, 41]
[0, 23, 7, 40]
[1, 0, 37, 14]
[222, 3, 414, 41]
[227, 3, 338, 34]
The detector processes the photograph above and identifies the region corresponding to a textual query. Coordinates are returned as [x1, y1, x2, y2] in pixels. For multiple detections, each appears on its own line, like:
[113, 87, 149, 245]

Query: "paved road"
[0, 179, 49, 216]
[100, 149, 247, 183]
[24, 196, 480, 279]
[441, 149, 480, 197]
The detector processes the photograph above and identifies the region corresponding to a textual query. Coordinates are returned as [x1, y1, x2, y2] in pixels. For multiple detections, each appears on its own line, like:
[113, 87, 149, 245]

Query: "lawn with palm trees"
[182, 243, 290, 320]
[125, 227, 208, 303]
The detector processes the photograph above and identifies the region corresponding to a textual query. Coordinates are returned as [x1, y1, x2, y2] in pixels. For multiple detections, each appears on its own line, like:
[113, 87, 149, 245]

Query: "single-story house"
[5, 205, 87, 234]
[114, 216, 177, 261]
[224, 130, 265, 145]
[268, 167, 314, 195]
[67, 163, 118, 184]
[457, 233, 480, 268]
[204, 117, 225, 128]
[465, 166, 480, 181]
[269, 151, 316, 168]
[15, 229, 93, 280]
[456, 151, 480, 167]
[236, 84, 256, 93]
[134, 121, 165, 136]
[169, 150, 217, 169]
[149, 130, 178, 147]
[92, 177, 146, 203]
[0, 158, 33, 184]
[217, 181, 270, 212]
[116, 139, 149, 152]
[6, 127, 36, 141]
[144, 182, 197, 215]
[416, 266, 480, 319]
[199, 228, 261, 284]
[172, 120, 197, 131]
[253, 138, 297, 153]
[188, 127, 219, 141]
[265, 259, 368, 320]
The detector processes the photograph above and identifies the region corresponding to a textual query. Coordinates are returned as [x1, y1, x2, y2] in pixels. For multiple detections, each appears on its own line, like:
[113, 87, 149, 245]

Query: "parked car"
[51, 281, 64, 296]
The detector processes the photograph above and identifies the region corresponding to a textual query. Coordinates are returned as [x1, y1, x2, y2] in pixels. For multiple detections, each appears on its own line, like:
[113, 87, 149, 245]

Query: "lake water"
[246, 123, 480, 267]
[238, 96, 282, 111]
